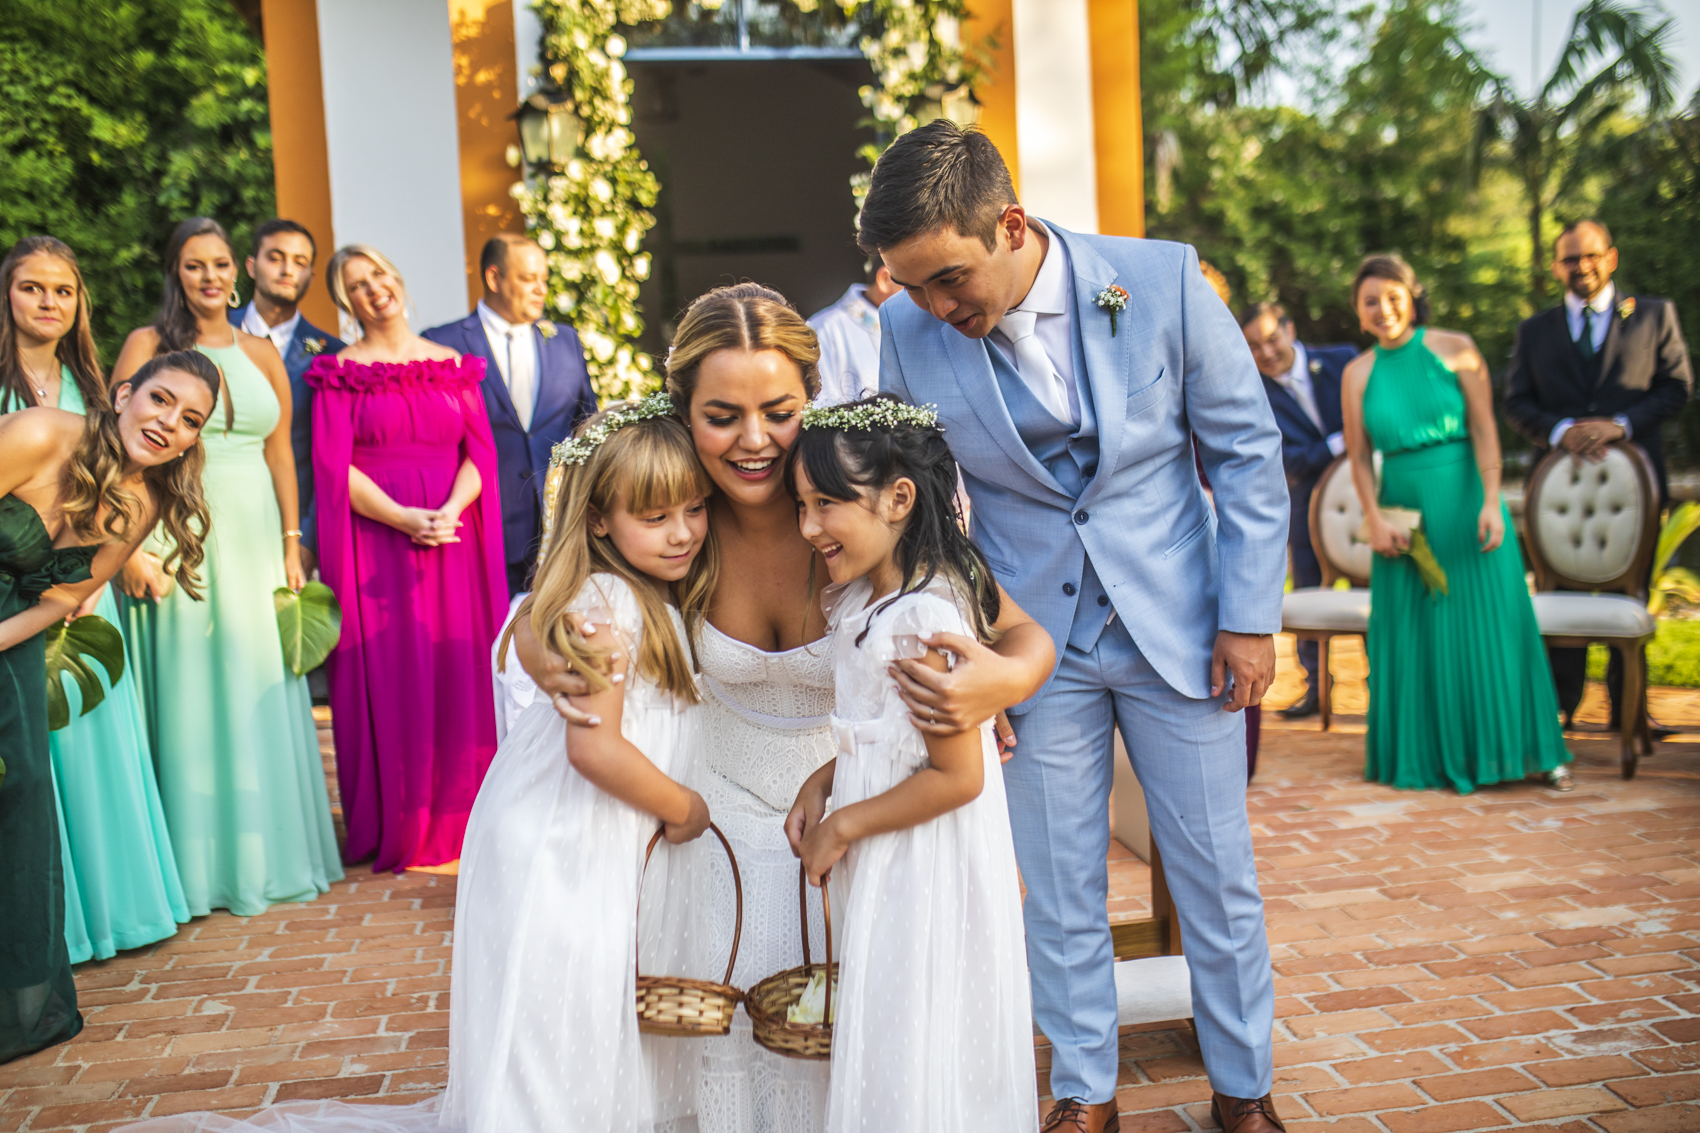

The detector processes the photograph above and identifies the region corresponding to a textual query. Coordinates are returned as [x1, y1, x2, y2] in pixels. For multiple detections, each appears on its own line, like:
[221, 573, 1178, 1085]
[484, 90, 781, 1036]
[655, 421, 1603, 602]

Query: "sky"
[1461, 0, 1700, 102]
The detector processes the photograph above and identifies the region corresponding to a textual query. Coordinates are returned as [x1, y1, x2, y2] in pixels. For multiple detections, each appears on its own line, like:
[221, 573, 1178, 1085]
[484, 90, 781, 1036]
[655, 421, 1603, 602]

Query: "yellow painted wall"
[1088, 0, 1144, 237]
[259, 0, 339, 330]
[966, 0, 1020, 196]
[449, 0, 524, 308]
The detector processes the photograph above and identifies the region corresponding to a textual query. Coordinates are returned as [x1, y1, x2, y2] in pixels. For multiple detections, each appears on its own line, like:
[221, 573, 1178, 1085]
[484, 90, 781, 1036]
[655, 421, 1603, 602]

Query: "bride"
[515, 283, 1054, 1132]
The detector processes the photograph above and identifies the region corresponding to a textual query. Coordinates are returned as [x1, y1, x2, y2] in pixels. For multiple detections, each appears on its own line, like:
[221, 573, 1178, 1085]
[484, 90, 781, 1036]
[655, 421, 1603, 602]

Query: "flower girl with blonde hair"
[783, 395, 1042, 1133]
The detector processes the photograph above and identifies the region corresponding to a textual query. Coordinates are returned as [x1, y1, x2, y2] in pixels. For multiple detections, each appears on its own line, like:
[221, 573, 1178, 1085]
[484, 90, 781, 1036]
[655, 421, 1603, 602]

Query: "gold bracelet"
[283, 529, 303, 539]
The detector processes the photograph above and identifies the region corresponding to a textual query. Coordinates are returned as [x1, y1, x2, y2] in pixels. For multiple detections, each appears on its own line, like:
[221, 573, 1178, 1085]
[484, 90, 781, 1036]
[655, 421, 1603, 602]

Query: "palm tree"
[1476, 0, 1677, 308]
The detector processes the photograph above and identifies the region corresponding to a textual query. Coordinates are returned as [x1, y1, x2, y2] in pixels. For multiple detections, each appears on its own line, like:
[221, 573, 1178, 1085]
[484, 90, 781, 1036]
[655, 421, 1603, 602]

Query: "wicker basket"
[635, 823, 744, 1036]
[746, 863, 836, 1060]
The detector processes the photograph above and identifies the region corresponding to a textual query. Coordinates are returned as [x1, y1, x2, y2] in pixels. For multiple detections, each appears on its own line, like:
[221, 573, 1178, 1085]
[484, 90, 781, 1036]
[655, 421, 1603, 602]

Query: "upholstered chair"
[1280, 456, 1372, 731]
[1525, 442, 1661, 778]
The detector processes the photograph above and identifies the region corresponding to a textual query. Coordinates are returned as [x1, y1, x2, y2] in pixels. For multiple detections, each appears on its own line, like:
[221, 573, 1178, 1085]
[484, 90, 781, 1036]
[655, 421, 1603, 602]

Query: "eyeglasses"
[1557, 253, 1608, 269]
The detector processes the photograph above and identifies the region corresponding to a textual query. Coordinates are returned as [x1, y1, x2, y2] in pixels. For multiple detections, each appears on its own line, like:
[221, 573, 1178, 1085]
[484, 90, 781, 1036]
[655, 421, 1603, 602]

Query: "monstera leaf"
[44, 615, 127, 731]
[275, 581, 343, 676]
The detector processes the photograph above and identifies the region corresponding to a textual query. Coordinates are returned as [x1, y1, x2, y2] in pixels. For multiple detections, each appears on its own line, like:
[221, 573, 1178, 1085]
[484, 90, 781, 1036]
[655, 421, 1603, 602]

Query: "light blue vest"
[983, 338, 1112, 652]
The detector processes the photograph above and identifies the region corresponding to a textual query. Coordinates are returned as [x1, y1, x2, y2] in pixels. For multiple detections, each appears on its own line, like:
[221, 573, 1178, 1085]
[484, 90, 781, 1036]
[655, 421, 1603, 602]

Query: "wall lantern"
[512, 89, 581, 171]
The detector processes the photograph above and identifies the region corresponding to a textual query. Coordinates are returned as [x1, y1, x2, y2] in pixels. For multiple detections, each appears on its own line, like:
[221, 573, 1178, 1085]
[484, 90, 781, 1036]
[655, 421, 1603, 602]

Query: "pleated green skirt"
[1366, 441, 1571, 793]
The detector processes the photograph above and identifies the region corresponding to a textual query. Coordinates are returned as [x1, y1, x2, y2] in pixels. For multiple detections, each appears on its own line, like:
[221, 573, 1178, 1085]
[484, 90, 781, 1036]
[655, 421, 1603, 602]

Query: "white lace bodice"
[697, 622, 836, 810]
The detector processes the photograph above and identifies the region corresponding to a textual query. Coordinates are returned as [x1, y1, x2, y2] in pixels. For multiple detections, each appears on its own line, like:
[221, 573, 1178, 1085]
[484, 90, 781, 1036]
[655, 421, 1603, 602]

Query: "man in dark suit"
[422, 234, 598, 595]
[231, 218, 345, 573]
[1240, 302, 1359, 719]
[1505, 218, 1692, 724]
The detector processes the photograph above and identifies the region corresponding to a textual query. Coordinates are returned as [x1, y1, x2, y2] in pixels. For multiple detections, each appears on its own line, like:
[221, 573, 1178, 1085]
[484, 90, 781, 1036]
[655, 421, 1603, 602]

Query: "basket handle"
[637, 821, 744, 988]
[797, 862, 834, 1027]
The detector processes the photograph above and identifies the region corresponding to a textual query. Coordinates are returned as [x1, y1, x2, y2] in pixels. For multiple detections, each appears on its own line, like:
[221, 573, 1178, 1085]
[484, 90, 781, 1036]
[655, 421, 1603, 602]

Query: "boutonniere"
[1309, 359, 1322, 376]
[302, 338, 326, 356]
[1617, 297, 1635, 321]
[1094, 285, 1130, 337]
[537, 319, 558, 340]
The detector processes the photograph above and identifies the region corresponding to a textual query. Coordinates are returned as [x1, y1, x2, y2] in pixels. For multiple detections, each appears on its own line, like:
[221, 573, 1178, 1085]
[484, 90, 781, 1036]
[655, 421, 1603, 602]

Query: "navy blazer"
[1260, 343, 1356, 553]
[228, 305, 346, 551]
[420, 310, 598, 566]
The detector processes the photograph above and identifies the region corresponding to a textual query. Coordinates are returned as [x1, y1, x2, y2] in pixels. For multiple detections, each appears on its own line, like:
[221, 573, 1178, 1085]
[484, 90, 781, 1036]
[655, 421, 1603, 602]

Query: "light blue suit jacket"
[879, 226, 1289, 704]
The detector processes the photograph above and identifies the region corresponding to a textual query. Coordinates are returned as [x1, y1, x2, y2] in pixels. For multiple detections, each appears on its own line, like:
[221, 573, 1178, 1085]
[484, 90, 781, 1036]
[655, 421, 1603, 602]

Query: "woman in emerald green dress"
[1341, 254, 1572, 794]
[1, 236, 190, 963]
[0, 349, 218, 1063]
[113, 218, 343, 917]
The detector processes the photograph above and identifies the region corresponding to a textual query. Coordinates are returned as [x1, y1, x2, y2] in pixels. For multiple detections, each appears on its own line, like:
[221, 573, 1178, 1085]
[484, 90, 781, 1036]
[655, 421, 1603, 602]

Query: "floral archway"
[514, 0, 980, 400]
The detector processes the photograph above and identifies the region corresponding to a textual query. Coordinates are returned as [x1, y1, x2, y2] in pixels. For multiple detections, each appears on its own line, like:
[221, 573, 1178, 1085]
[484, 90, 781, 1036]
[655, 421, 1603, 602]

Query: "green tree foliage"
[0, 0, 274, 363]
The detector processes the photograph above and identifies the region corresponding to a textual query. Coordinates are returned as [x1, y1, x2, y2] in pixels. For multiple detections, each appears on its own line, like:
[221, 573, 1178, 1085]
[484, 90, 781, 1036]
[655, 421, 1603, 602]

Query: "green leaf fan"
[44, 615, 127, 731]
[275, 581, 343, 676]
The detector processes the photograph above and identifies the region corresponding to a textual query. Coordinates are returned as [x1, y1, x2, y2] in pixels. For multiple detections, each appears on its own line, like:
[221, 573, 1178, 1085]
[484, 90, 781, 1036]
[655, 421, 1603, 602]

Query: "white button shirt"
[808, 284, 882, 405]
[478, 299, 540, 431]
[241, 302, 299, 360]
[990, 221, 1079, 426]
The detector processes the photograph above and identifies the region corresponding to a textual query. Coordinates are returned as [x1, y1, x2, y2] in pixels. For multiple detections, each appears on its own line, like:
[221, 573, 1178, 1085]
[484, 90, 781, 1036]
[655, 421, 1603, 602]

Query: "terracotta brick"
[1333, 1052, 1451, 1085]
[1528, 1054, 1650, 1086]
[1380, 1101, 1513, 1133]
[1570, 999, 1681, 1026]
[146, 1084, 271, 1117]
[1303, 1083, 1425, 1115]
[1285, 1011, 1397, 1040]
[1480, 985, 1586, 1012]
[1592, 954, 1691, 976]
[1500, 1086, 1630, 1121]
[1654, 1018, 1700, 1043]
[1501, 962, 1599, 988]
[1413, 1067, 1537, 1101]
[117, 1070, 235, 1097]
[1608, 1073, 1700, 1106]
[1594, 1104, 1700, 1133]
[1459, 1010, 1576, 1040]
[1444, 1038, 1564, 1068]
[1632, 1045, 1700, 1074]
[272, 1075, 386, 1103]
[1272, 1036, 1365, 1066]
[1135, 1055, 1207, 1082]
[1307, 988, 1412, 1013]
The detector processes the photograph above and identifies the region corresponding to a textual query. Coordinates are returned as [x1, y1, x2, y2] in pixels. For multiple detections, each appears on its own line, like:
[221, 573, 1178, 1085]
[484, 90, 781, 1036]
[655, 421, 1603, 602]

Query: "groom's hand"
[1211, 631, 1275, 712]
[890, 631, 1007, 736]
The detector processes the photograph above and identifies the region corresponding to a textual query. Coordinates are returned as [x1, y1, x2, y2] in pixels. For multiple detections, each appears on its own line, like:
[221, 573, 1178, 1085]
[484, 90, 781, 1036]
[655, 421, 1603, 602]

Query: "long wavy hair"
[153, 217, 235, 353]
[784, 393, 1000, 647]
[0, 236, 108, 414]
[503, 408, 718, 701]
[61, 350, 219, 600]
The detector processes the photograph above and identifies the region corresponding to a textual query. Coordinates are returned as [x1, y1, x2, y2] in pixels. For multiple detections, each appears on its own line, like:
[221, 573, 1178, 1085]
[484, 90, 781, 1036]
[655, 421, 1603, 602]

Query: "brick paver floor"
[3, 637, 1698, 1132]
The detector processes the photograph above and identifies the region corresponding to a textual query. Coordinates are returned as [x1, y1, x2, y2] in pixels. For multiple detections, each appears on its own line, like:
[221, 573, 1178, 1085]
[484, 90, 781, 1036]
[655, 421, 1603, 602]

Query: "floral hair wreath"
[800, 400, 942, 432]
[550, 391, 677, 468]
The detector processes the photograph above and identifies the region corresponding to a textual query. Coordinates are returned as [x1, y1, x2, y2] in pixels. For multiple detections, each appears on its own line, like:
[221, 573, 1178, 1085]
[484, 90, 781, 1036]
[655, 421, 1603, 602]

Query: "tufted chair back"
[1309, 456, 1373, 587]
[1525, 443, 1659, 596]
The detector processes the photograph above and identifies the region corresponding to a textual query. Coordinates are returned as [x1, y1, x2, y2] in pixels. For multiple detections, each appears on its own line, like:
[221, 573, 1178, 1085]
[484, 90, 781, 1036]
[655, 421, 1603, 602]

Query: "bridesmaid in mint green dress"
[0, 236, 190, 960]
[1341, 255, 1571, 794]
[113, 218, 343, 917]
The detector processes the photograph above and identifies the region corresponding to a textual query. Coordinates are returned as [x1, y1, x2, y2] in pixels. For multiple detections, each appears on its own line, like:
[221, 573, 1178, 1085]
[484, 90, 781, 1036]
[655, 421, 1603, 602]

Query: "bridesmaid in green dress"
[0, 351, 218, 1062]
[112, 218, 343, 917]
[0, 236, 190, 962]
[1340, 254, 1572, 794]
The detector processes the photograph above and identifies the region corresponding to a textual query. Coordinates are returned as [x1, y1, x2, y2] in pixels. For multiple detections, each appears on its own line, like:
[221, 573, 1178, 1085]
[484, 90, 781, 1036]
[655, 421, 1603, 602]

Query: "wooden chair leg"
[1620, 642, 1645, 780]
[1318, 636, 1333, 732]
[1147, 841, 1183, 956]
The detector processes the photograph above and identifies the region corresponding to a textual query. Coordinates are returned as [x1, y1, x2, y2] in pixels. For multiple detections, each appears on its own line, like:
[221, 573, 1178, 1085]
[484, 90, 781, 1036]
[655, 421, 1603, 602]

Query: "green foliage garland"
[522, 0, 977, 403]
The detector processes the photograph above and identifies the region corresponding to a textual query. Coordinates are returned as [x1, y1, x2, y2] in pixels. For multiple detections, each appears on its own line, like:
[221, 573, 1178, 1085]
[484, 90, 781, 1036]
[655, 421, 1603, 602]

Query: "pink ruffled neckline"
[305, 355, 486, 392]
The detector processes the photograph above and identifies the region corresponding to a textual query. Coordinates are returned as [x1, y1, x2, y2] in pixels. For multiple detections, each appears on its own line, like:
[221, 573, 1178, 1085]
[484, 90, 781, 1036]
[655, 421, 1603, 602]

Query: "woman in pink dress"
[307, 244, 508, 872]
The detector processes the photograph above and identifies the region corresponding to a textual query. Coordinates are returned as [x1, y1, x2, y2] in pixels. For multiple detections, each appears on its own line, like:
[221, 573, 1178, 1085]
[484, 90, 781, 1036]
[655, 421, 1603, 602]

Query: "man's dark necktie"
[1579, 307, 1596, 359]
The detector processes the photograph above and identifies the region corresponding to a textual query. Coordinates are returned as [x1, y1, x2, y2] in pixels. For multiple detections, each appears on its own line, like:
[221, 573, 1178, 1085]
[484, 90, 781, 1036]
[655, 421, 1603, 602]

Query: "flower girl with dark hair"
[783, 395, 1042, 1133]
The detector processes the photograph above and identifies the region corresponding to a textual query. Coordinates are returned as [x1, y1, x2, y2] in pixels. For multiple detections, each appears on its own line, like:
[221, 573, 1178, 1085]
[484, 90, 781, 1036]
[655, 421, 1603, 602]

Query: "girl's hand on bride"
[799, 814, 849, 888]
[994, 710, 1017, 763]
[785, 764, 834, 857]
[663, 788, 711, 844]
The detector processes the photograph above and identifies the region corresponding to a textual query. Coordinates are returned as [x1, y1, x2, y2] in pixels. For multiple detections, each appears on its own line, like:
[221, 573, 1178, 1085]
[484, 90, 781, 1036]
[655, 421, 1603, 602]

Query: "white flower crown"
[550, 391, 677, 467]
[800, 399, 941, 432]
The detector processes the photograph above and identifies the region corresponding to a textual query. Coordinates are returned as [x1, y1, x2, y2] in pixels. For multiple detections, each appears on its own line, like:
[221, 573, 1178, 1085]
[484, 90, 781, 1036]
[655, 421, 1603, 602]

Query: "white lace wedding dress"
[823, 579, 1037, 1133]
[686, 621, 838, 1133]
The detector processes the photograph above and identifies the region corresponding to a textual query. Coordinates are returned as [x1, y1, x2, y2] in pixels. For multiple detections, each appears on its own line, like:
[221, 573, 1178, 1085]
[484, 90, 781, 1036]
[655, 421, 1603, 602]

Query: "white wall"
[317, 0, 469, 332]
[1012, 0, 1099, 234]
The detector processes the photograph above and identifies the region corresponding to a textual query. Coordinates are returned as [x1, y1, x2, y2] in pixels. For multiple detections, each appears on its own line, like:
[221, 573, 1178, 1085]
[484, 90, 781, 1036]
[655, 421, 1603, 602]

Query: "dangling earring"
[228, 288, 241, 309]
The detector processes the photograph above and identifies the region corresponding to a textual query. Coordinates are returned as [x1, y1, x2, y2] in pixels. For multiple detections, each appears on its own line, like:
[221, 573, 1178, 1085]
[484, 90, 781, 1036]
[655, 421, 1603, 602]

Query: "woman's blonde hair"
[508, 406, 718, 701]
[61, 350, 218, 599]
[324, 244, 410, 330]
[665, 282, 822, 409]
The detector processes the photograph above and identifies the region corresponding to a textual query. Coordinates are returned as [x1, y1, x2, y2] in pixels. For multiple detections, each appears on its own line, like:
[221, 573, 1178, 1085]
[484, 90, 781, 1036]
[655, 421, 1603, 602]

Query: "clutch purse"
[1356, 508, 1448, 596]
[1356, 506, 1422, 543]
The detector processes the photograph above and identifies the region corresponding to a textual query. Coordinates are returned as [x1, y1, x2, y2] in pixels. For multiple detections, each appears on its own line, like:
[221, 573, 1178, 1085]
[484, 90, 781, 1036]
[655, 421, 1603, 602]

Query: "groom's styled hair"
[856, 120, 1017, 255]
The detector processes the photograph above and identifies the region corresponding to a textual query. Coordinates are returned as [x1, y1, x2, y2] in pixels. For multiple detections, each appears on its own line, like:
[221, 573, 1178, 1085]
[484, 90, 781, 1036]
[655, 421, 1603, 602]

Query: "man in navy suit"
[422, 234, 598, 595]
[1240, 302, 1357, 719]
[231, 218, 345, 573]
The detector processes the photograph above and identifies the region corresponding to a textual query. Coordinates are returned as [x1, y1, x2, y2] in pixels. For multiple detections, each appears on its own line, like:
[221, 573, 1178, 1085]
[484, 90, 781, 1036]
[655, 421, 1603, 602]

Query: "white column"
[1011, 0, 1099, 233]
[316, 0, 470, 331]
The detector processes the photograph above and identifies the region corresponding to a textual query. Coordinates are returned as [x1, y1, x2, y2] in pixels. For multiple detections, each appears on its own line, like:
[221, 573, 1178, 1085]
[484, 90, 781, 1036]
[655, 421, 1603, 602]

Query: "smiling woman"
[110, 216, 344, 920]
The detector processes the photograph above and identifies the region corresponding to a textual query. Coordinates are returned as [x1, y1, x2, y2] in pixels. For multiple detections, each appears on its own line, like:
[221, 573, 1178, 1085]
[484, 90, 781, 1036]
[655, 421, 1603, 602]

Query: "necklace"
[24, 364, 53, 403]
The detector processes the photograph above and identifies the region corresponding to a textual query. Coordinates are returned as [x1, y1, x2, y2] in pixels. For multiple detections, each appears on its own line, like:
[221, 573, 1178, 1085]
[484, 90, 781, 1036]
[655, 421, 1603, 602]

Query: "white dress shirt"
[1269, 343, 1346, 457]
[990, 221, 1079, 426]
[241, 302, 300, 360]
[808, 284, 882, 405]
[478, 299, 540, 431]
[1550, 284, 1631, 446]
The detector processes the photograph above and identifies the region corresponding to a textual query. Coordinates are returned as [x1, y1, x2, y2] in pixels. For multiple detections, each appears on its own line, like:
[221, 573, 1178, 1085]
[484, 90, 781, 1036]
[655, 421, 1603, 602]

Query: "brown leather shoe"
[1211, 1093, 1286, 1133]
[1043, 1097, 1120, 1132]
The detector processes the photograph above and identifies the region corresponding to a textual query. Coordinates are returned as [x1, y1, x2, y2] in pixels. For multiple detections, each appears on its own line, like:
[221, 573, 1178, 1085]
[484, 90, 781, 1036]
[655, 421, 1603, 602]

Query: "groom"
[863, 123, 1288, 1133]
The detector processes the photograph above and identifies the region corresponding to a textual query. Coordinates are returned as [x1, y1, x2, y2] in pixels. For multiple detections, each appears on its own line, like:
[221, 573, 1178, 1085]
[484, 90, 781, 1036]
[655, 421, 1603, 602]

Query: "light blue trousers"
[1004, 618, 1275, 1103]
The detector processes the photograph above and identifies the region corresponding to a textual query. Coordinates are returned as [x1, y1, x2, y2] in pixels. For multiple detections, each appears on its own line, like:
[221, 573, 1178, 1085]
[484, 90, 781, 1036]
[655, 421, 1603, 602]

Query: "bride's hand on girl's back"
[511, 610, 622, 726]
